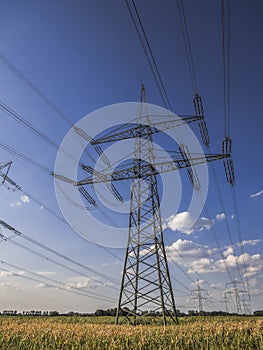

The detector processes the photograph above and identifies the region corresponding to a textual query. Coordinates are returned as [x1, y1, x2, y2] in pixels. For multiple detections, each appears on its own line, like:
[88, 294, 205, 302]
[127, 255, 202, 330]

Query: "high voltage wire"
[0, 143, 208, 300]
[0, 139, 125, 262]
[0, 3, 252, 312]
[124, 0, 172, 110]
[0, 159, 124, 264]
[0, 51, 73, 126]
[0, 35, 197, 303]
[231, 187, 252, 307]
[0, 142, 51, 174]
[220, 0, 251, 310]
[165, 236, 225, 293]
[126, 0, 242, 298]
[124, 0, 248, 312]
[176, 0, 198, 95]
[0, 219, 120, 287]
[221, 0, 231, 138]
[0, 101, 59, 150]
[210, 163, 243, 283]
[0, 260, 116, 303]
[0, 107, 212, 289]
[176, 0, 251, 309]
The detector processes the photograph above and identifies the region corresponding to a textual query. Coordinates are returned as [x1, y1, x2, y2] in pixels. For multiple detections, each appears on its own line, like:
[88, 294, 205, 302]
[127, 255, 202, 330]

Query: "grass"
[0, 316, 262, 349]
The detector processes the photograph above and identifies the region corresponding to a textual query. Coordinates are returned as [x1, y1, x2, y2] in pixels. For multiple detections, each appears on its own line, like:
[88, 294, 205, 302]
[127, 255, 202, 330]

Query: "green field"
[0, 316, 262, 349]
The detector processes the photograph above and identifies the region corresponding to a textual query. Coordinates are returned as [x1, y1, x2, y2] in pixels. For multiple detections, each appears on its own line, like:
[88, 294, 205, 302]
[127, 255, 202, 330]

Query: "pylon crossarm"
[91, 115, 203, 145]
[75, 153, 229, 186]
[0, 161, 12, 171]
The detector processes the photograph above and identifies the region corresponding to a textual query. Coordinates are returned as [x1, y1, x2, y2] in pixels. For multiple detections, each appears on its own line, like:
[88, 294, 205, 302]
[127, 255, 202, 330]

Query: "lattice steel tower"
[115, 87, 178, 325]
[74, 86, 230, 325]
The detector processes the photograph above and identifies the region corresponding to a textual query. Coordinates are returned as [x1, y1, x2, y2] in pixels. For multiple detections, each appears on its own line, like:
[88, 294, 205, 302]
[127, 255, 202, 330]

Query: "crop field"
[0, 316, 262, 349]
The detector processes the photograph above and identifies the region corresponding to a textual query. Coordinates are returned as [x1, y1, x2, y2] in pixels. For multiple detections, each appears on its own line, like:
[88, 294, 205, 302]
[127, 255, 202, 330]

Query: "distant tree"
[254, 310, 263, 316]
[49, 311, 59, 316]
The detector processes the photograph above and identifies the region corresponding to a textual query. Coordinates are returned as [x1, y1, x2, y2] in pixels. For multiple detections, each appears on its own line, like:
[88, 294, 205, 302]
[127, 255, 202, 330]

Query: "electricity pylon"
[225, 279, 250, 314]
[72, 86, 231, 325]
[0, 161, 12, 187]
[190, 280, 209, 314]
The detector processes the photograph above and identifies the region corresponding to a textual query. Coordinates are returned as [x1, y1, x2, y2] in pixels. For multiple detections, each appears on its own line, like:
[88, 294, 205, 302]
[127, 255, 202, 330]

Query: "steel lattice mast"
[114, 86, 178, 325]
[71, 86, 231, 325]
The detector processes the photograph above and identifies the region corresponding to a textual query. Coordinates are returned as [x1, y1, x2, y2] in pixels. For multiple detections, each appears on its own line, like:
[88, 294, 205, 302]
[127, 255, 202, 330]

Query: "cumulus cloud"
[223, 246, 234, 257]
[67, 276, 108, 290]
[171, 245, 263, 277]
[36, 271, 56, 276]
[215, 253, 262, 276]
[10, 195, 30, 207]
[0, 271, 16, 277]
[216, 213, 226, 221]
[191, 279, 205, 286]
[21, 195, 30, 203]
[165, 239, 213, 262]
[189, 258, 215, 273]
[163, 211, 213, 234]
[35, 283, 53, 289]
[0, 270, 25, 277]
[250, 190, 263, 198]
[237, 239, 260, 247]
[0, 282, 19, 289]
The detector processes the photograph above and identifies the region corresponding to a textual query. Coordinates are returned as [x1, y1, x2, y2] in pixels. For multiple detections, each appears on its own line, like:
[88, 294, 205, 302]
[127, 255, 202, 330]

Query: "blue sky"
[0, 0, 262, 314]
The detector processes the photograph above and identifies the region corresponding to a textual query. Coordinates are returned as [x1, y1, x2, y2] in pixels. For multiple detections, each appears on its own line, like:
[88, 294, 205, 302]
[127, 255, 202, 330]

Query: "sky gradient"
[0, 0, 262, 314]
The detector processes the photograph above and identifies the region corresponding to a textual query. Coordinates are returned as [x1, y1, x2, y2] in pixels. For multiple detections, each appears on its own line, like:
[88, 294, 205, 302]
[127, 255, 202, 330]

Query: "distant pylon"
[190, 280, 208, 313]
[225, 279, 251, 314]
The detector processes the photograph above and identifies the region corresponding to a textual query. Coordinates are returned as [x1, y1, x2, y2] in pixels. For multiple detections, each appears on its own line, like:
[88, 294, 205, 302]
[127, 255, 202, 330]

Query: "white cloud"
[35, 283, 53, 289]
[223, 246, 234, 257]
[36, 271, 56, 276]
[215, 253, 262, 275]
[21, 195, 30, 203]
[163, 211, 213, 234]
[189, 258, 215, 273]
[237, 239, 260, 247]
[191, 279, 205, 286]
[216, 213, 226, 221]
[10, 201, 22, 207]
[10, 195, 30, 208]
[0, 282, 19, 289]
[0, 270, 24, 277]
[165, 239, 213, 262]
[250, 190, 263, 198]
[67, 276, 107, 290]
[174, 248, 263, 278]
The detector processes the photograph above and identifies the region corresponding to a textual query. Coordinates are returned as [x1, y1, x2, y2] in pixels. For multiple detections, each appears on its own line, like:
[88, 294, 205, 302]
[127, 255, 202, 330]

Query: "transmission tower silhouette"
[190, 280, 209, 314]
[73, 85, 231, 325]
[225, 279, 250, 314]
[0, 161, 12, 187]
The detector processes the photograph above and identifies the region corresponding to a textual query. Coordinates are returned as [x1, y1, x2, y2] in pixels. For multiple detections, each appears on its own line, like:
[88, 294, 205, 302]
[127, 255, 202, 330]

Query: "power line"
[231, 187, 252, 313]
[0, 146, 125, 262]
[0, 50, 73, 126]
[177, 0, 247, 296]
[124, 0, 172, 110]
[0, 141, 51, 174]
[176, 0, 198, 94]
[0, 219, 120, 287]
[0, 260, 116, 303]
[221, 0, 231, 137]
[165, 236, 224, 293]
